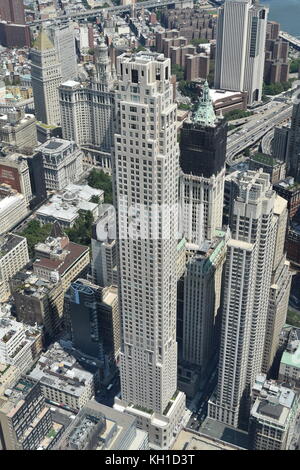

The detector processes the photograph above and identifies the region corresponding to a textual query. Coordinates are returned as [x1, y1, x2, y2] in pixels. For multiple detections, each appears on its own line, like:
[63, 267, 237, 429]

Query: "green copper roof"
[33, 29, 54, 51]
[193, 80, 216, 126]
[281, 348, 300, 368]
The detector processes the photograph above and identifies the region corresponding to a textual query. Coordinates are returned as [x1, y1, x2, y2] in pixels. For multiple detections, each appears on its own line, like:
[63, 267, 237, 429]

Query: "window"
[131, 69, 139, 83]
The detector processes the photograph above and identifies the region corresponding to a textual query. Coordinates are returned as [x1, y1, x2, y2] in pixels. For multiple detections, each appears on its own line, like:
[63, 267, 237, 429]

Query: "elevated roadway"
[29, 0, 193, 25]
[226, 104, 293, 166]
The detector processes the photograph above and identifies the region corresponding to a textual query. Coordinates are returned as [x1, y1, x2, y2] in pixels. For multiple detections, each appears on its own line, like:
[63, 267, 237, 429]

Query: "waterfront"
[261, 0, 300, 38]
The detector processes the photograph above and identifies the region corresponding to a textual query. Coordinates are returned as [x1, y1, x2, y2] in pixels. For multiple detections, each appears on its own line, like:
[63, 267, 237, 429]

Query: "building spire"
[193, 80, 216, 126]
[33, 26, 54, 51]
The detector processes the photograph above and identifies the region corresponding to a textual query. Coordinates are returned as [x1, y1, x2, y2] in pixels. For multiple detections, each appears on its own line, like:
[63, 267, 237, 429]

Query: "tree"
[223, 109, 253, 122]
[190, 38, 208, 47]
[87, 169, 113, 204]
[132, 46, 147, 53]
[171, 64, 184, 81]
[66, 210, 93, 246]
[290, 58, 300, 74]
[21, 220, 52, 258]
[263, 79, 295, 96]
[178, 103, 191, 111]
[90, 195, 100, 204]
[178, 80, 199, 101]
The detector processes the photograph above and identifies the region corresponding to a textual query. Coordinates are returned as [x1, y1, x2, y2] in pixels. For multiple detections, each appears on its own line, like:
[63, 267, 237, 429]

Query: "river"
[261, 0, 300, 38]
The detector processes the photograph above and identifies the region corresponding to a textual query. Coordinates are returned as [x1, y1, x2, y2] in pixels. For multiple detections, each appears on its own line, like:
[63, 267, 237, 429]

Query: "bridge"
[279, 31, 300, 51]
[29, 0, 193, 25]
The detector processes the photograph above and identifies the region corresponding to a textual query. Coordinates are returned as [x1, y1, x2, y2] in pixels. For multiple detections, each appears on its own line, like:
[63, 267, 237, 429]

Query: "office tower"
[0, 234, 29, 302]
[208, 170, 280, 428]
[30, 28, 62, 127]
[182, 231, 228, 378]
[249, 154, 286, 184]
[287, 102, 300, 183]
[0, 189, 27, 235]
[113, 52, 186, 449]
[279, 328, 300, 390]
[180, 81, 227, 244]
[35, 138, 84, 191]
[0, 377, 62, 450]
[262, 196, 292, 374]
[65, 279, 121, 367]
[0, 108, 37, 152]
[0, 22, 30, 48]
[0, 154, 33, 206]
[59, 38, 115, 169]
[285, 212, 300, 268]
[0, 0, 25, 25]
[273, 176, 300, 219]
[249, 374, 299, 450]
[25, 152, 47, 209]
[48, 22, 78, 82]
[91, 208, 118, 287]
[272, 125, 290, 162]
[214, 0, 268, 105]
[0, 317, 36, 376]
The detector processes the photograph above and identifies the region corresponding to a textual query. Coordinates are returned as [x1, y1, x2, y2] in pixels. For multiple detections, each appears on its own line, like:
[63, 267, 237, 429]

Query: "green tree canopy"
[171, 64, 184, 81]
[178, 80, 199, 101]
[87, 169, 113, 204]
[66, 210, 93, 246]
[223, 109, 253, 121]
[21, 220, 52, 258]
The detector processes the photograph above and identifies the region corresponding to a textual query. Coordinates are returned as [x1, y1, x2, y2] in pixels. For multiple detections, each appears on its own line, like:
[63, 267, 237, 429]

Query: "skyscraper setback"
[208, 170, 285, 427]
[214, 0, 268, 105]
[113, 52, 186, 449]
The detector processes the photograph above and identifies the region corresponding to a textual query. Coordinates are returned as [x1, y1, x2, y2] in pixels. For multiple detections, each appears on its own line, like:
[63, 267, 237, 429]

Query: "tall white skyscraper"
[262, 196, 291, 373]
[48, 22, 78, 82]
[214, 0, 268, 105]
[208, 170, 281, 428]
[30, 28, 62, 126]
[113, 52, 186, 449]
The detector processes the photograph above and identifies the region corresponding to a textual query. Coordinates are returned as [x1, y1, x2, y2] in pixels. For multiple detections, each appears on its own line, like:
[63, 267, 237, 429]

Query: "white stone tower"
[112, 52, 186, 449]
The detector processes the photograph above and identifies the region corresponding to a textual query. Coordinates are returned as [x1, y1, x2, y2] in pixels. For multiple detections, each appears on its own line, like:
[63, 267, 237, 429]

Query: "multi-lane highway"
[29, 0, 192, 25]
[226, 102, 292, 165]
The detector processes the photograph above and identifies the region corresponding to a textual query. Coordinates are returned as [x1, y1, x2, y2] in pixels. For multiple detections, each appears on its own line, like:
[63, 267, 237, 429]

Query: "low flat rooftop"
[0, 233, 25, 257]
[172, 429, 241, 451]
[200, 418, 250, 449]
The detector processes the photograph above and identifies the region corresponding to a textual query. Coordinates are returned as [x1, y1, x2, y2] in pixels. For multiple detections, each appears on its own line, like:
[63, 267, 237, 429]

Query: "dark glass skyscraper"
[179, 81, 227, 243]
[287, 102, 300, 183]
[179, 83, 227, 179]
